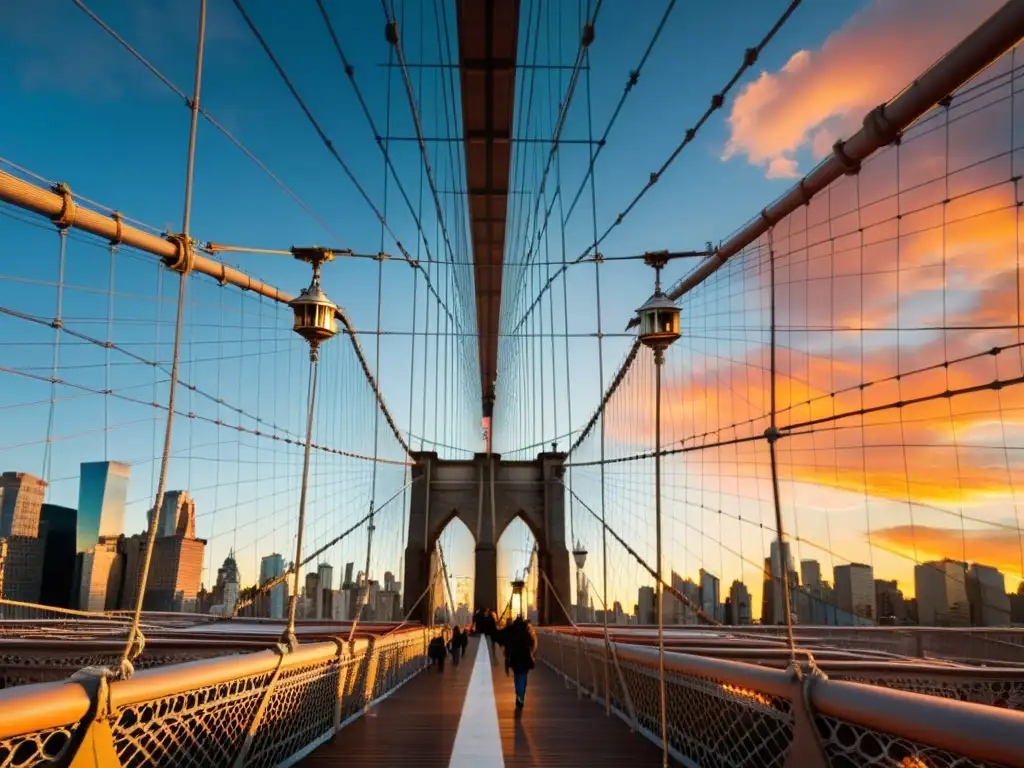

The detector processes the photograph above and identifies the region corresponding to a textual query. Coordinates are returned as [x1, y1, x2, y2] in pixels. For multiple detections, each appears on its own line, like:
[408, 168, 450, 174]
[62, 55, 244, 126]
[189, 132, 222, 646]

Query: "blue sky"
[14, 0, 1016, 615]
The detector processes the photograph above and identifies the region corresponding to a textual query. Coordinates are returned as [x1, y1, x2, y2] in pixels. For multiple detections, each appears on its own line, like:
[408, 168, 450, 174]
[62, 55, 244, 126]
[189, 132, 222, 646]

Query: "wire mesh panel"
[538, 630, 1022, 768]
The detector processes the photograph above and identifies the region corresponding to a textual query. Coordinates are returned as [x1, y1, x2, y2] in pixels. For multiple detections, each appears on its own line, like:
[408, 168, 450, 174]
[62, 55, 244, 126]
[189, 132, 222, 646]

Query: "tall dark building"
[39, 503, 77, 608]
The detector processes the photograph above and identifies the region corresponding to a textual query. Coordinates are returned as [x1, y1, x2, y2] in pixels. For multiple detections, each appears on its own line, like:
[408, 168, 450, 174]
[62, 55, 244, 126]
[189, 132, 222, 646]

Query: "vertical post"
[120, 0, 206, 674]
[283, 353, 320, 649]
[654, 346, 668, 768]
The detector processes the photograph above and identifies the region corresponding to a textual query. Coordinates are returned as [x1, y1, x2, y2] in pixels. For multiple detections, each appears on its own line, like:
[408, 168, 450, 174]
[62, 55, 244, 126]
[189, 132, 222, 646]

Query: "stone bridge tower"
[402, 451, 571, 625]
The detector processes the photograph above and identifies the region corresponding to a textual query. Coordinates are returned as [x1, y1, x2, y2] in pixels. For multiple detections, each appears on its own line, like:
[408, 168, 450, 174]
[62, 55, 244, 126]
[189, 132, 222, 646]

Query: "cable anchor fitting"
[110, 211, 125, 248]
[164, 233, 196, 275]
[50, 182, 78, 230]
[581, 23, 595, 48]
[831, 139, 861, 176]
[862, 103, 900, 147]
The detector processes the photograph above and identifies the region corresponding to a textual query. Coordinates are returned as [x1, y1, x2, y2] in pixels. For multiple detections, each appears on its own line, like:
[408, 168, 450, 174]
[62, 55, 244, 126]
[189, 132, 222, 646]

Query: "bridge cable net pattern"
[548, 37, 1024, 768]
[0, 7, 490, 764]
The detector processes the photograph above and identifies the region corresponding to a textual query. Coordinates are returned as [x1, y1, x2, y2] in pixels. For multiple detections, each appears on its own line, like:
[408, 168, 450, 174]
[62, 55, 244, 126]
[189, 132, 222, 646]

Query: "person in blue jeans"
[502, 616, 538, 709]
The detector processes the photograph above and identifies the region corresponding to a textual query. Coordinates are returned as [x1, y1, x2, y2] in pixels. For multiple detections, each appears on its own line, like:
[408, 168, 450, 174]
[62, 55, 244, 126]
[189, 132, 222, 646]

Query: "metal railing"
[538, 629, 1024, 768]
[0, 627, 429, 767]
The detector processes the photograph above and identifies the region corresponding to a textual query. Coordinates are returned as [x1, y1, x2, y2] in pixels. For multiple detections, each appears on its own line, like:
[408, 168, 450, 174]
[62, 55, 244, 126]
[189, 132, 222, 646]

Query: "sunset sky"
[0, 0, 1021, 619]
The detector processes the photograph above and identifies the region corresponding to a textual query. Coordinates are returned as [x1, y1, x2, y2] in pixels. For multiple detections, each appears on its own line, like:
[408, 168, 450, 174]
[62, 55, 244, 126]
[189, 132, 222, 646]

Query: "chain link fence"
[537, 629, 1024, 768]
[0, 627, 429, 768]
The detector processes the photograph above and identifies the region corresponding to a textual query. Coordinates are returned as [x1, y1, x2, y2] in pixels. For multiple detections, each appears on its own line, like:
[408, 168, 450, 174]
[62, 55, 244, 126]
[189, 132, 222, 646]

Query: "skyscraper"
[762, 540, 798, 624]
[967, 563, 1011, 626]
[728, 580, 752, 625]
[212, 551, 240, 615]
[834, 563, 876, 621]
[915, 560, 970, 626]
[39, 503, 77, 608]
[148, 491, 196, 538]
[800, 560, 822, 592]
[260, 553, 287, 619]
[637, 585, 655, 624]
[343, 562, 354, 587]
[875, 579, 907, 623]
[0, 472, 45, 538]
[76, 462, 130, 552]
[699, 569, 721, 622]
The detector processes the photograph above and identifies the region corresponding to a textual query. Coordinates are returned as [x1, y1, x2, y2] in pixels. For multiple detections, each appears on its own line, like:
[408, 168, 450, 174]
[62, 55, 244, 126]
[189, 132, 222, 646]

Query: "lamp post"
[282, 247, 339, 650]
[572, 542, 588, 621]
[510, 577, 526, 619]
[635, 252, 681, 767]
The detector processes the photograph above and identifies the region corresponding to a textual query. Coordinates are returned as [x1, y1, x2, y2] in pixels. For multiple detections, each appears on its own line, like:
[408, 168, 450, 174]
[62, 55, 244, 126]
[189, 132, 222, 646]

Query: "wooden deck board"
[299, 638, 476, 766]
[301, 637, 669, 766]
[492, 657, 673, 766]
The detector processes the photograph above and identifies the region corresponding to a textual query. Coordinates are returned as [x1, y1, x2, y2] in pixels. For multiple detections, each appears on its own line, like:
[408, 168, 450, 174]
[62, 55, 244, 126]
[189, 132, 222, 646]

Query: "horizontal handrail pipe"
[538, 630, 1024, 767]
[0, 626, 430, 766]
[0, 681, 91, 741]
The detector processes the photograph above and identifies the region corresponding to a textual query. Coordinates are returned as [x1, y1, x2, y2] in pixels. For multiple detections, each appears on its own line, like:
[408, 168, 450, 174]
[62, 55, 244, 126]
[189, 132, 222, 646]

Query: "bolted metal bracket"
[65, 667, 122, 768]
[783, 662, 831, 768]
[163, 233, 196, 275]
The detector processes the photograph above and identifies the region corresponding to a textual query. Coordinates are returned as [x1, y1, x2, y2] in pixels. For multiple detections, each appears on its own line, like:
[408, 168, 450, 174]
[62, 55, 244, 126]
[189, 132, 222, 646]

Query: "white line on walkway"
[449, 638, 505, 767]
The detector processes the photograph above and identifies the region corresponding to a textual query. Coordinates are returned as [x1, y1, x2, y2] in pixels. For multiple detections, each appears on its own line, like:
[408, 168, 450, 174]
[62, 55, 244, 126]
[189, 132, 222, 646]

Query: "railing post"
[361, 638, 381, 712]
[782, 664, 829, 768]
[66, 670, 120, 768]
[332, 639, 352, 734]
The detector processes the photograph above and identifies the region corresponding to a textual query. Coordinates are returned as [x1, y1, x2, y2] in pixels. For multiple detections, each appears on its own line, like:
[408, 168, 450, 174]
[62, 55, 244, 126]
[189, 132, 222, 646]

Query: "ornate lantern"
[635, 251, 680, 355]
[510, 578, 526, 596]
[572, 543, 588, 571]
[289, 247, 338, 356]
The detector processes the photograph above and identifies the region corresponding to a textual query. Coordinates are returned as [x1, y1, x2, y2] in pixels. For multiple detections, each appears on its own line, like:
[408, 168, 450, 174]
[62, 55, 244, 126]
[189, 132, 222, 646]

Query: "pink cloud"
[722, 0, 1004, 178]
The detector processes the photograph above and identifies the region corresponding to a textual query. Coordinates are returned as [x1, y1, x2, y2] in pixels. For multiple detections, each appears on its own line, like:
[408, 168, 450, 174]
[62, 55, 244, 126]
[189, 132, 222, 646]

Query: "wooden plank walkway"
[491, 658, 671, 766]
[301, 636, 669, 765]
[299, 637, 477, 766]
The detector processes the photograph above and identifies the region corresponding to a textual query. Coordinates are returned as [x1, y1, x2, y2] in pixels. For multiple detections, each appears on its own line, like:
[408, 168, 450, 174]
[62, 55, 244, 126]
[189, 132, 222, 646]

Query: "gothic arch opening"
[431, 513, 475, 626]
[497, 515, 539, 621]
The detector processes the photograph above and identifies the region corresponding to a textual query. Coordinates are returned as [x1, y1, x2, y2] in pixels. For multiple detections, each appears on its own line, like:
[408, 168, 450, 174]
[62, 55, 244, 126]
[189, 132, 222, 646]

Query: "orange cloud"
[874, 524, 1024, 581]
[722, 0, 1004, 178]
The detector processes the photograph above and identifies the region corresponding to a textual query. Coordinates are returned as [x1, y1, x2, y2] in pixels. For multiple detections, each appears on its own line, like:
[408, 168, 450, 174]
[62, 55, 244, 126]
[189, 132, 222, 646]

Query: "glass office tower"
[76, 461, 130, 553]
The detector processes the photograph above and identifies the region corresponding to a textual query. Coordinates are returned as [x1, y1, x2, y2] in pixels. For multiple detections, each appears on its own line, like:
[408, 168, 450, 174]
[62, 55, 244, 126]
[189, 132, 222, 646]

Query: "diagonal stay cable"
[314, 0, 462, 332]
[71, 0, 340, 241]
[381, 1, 473, 323]
[561, 0, 678, 225]
[514, 0, 603, 296]
[231, 0, 417, 271]
[510, 0, 803, 335]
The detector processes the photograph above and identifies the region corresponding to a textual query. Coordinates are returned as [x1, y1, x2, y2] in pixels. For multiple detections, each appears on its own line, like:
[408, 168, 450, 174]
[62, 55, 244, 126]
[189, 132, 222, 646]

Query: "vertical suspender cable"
[349, 41, 395, 644]
[584, 34, 612, 716]
[766, 225, 797, 662]
[121, 0, 206, 674]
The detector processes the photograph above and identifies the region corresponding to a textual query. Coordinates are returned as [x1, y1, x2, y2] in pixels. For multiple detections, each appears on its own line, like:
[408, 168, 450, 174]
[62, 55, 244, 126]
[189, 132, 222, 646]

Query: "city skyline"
[1, 0, 1023, 630]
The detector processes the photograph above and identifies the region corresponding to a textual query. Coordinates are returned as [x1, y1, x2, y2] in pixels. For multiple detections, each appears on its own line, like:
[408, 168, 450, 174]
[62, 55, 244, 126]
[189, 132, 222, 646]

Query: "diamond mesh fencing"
[0, 628, 429, 767]
[537, 629, 1021, 768]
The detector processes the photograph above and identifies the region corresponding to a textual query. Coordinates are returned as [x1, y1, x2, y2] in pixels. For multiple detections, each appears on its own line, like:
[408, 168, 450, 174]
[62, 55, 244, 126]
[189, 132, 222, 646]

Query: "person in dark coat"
[476, 607, 498, 664]
[503, 616, 538, 709]
[428, 632, 447, 672]
[449, 625, 469, 666]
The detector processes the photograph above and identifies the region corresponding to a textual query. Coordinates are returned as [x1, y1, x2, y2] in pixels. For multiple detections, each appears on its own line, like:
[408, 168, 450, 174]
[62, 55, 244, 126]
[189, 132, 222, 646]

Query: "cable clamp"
[110, 211, 125, 247]
[862, 103, 900, 147]
[763, 426, 781, 444]
[797, 179, 812, 207]
[51, 182, 77, 229]
[582, 23, 595, 48]
[831, 139, 861, 176]
[164, 233, 196, 274]
[385, 20, 399, 45]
